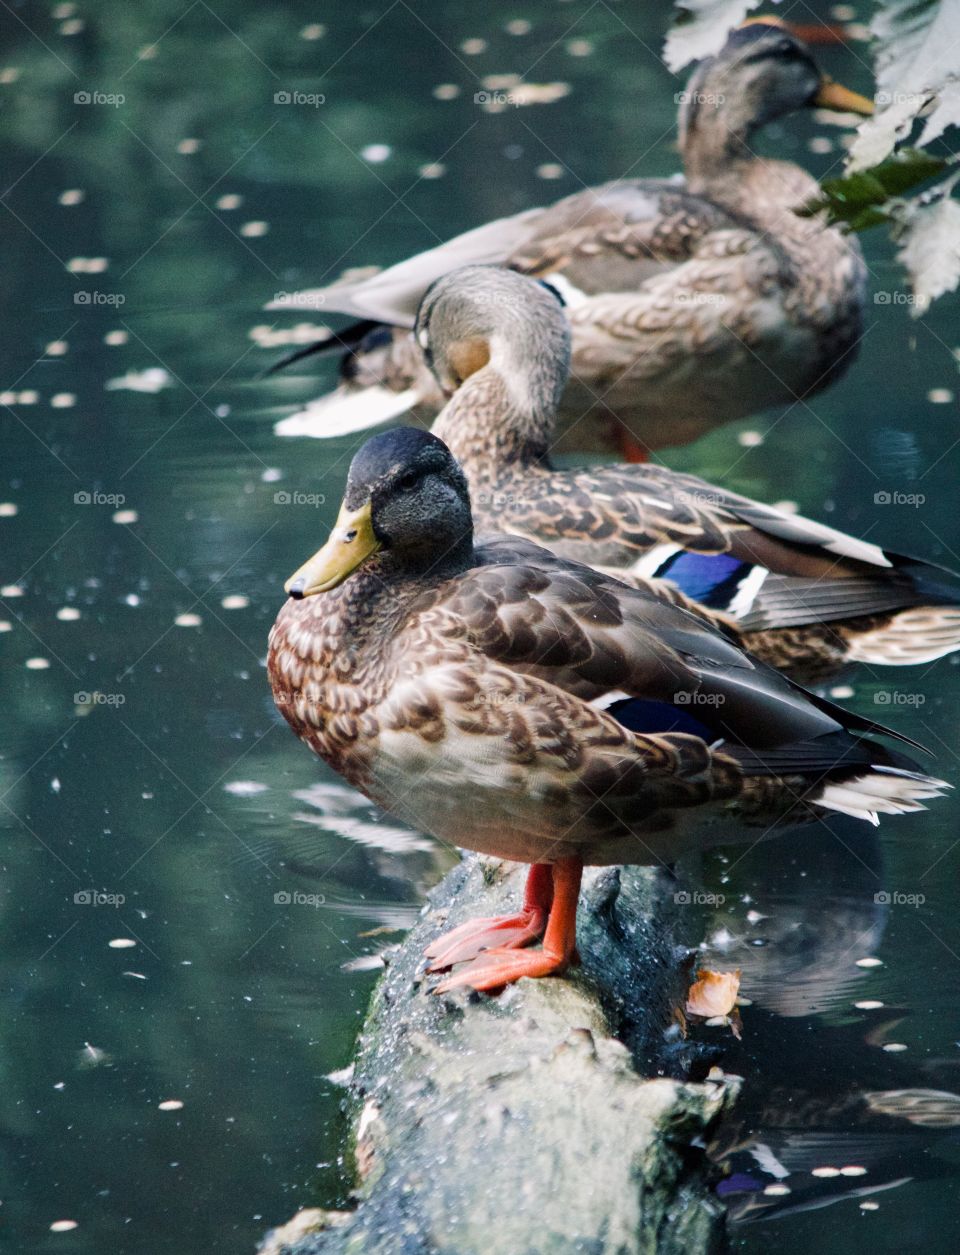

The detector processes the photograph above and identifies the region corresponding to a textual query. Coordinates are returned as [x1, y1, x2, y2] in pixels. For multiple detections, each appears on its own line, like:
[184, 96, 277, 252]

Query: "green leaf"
[802, 149, 947, 229]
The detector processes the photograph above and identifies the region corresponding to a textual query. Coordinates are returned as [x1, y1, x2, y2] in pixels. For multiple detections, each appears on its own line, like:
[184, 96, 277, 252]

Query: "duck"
[268, 19, 874, 460]
[267, 427, 946, 993]
[414, 265, 960, 682]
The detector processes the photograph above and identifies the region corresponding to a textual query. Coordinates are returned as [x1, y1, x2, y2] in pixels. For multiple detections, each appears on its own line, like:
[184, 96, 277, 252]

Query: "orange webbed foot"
[424, 908, 546, 971]
[432, 944, 570, 994]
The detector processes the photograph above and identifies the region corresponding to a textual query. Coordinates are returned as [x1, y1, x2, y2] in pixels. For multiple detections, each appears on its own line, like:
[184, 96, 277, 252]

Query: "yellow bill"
[813, 77, 874, 115]
[285, 499, 380, 598]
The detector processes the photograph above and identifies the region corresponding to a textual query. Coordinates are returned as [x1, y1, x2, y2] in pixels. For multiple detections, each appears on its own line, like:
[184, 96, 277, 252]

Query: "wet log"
[260, 857, 739, 1255]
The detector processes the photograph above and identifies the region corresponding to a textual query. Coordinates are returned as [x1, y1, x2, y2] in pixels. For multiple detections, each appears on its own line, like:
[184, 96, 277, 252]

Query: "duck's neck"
[431, 365, 556, 493]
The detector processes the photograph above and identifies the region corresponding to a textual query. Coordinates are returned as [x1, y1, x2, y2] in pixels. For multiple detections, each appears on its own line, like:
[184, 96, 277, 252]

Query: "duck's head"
[284, 428, 473, 598]
[679, 19, 873, 166]
[415, 265, 571, 415]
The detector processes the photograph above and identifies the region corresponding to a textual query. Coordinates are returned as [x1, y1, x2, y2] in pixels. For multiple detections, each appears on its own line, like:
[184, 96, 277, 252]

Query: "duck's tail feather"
[814, 765, 949, 825]
[264, 319, 381, 377]
[273, 383, 428, 439]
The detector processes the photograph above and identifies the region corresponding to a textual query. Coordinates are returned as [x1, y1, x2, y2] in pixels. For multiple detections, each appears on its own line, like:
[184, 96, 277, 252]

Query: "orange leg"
[615, 424, 649, 464]
[424, 863, 553, 971]
[432, 858, 583, 994]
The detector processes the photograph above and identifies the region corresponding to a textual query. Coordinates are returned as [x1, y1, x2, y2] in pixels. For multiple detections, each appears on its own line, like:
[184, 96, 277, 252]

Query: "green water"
[1, 1, 959, 1251]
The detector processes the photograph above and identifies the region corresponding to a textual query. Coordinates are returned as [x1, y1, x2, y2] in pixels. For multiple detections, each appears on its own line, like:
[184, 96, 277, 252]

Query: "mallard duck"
[267, 427, 945, 993]
[414, 264, 960, 682]
[268, 20, 873, 458]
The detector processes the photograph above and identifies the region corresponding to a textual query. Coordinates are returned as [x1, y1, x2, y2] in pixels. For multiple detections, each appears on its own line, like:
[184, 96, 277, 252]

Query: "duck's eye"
[398, 470, 420, 492]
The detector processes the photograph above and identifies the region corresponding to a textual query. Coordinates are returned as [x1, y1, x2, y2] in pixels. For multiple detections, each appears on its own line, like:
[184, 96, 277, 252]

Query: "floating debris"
[433, 84, 460, 101]
[122, 971, 147, 980]
[2, 584, 25, 596]
[830, 684, 855, 699]
[341, 954, 386, 973]
[928, 388, 954, 404]
[124, 593, 141, 607]
[505, 19, 532, 35]
[0, 502, 18, 516]
[686, 968, 741, 1021]
[360, 145, 391, 164]
[0, 621, 11, 632]
[856, 956, 883, 968]
[738, 430, 764, 447]
[763, 1183, 791, 1196]
[567, 38, 594, 56]
[882, 1042, 908, 1052]
[104, 329, 128, 346]
[220, 594, 249, 610]
[536, 163, 565, 179]
[860, 1201, 880, 1211]
[177, 138, 202, 155]
[78, 1041, 110, 1068]
[26, 657, 51, 670]
[45, 340, 69, 356]
[49, 1220, 79, 1232]
[261, 467, 283, 483]
[50, 393, 76, 408]
[215, 193, 243, 211]
[326, 1064, 354, 1087]
[808, 136, 834, 154]
[108, 938, 137, 949]
[58, 188, 85, 206]
[841, 1165, 868, 1176]
[460, 38, 487, 54]
[158, 1099, 184, 1111]
[300, 23, 325, 40]
[112, 509, 138, 525]
[105, 367, 171, 393]
[240, 220, 269, 238]
[854, 999, 885, 1009]
[67, 257, 109, 273]
[174, 613, 202, 628]
[223, 780, 268, 796]
[811, 1166, 841, 1178]
[419, 163, 446, 179]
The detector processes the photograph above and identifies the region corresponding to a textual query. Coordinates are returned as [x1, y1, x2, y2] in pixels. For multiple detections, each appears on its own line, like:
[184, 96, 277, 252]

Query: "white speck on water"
[108, 938, 137, 950]
[240, 220, 269, 237]
[158, 1099, 184, 1111]
[738, 430, 764, 447]
[51, 778, 61, 793]
[26, 657, 50, 670]
[67, 257, 108, 273]
[882, 1042, 908, 1053]
[419, 163, 446, 179]
[0, 502, 18, 516]
[60, 17, 84, 34]
[433, 84, 460, 101]
[50, 393, 76, 408]
[341, 954, 386, 973]
[745, 910, 767, 925]
[177, 138, 202, 155]
[174, 613, 202, 627]
[536, 163, 565, 179]
[112, 510, 138, 525]
[221, 595, 249, 610]
[17, 390, 39, 404]
[0, 621, 11, 632]
[2, 584, 25, 596]
[215, 193, 243, 211]
[860, 1201, 880, 1211]
[567, 38, 594, 56]
[360, 145, 391, 164]
[104, 330, 128, 346]
[50, 1220, 79, 1232]
[505, 19, 532, 34]
[928, 388, 953, 404]
[808, 136, 834, 154]
[105, 367, 171, 393]
[460, 37, 487, 54]
[0, 67, 20, 84]
[261, 467, 283, 483]
[124, 594, 141, 607]
[856, 957, 883, 968]
[122, 971, 147, 980]
[840, 1166, 867, 1176]
[764, 1183, 791, 1196]
[223, 780, 268, 796]
[46, 340, 69, 356]
[58, 188, 85, 206]
[57, 606, 81, 620]
[830, 685, 855, 699]
[54, 1081, 66, 1089]
[854, 999, 884, 1009]
[300, 23, 325, 39]
[326, 1064, 355, 1087]
[214, 404, 230, 418]
[811, 1166, 841, 1178]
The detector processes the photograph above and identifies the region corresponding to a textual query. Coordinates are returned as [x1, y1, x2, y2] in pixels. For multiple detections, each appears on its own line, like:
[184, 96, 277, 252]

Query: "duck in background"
[268, 20, 874, 460]
[414, 265, 960, 683]
[267, 427, 946, 993]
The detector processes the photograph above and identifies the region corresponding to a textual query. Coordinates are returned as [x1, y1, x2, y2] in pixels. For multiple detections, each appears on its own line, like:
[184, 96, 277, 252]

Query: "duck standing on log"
[267, 428, 946, 994]
[268, 20, 874, 459]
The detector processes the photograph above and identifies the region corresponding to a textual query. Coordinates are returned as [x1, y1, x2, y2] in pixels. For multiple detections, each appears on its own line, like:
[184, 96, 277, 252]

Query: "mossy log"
[261, 857, 739, 1255]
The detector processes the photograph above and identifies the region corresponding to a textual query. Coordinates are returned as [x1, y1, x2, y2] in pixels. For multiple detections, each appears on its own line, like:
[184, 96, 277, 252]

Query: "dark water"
[1, 2, 959, 1251]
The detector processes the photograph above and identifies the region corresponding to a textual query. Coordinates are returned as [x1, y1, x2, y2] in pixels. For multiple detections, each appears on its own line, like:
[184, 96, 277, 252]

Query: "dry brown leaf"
[685, 968, 741, 1019]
